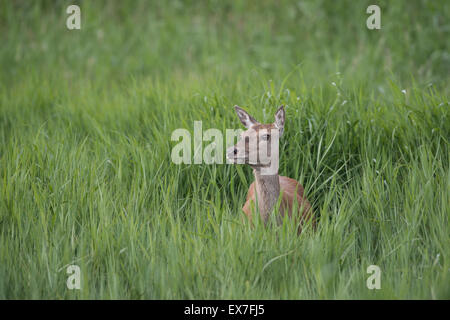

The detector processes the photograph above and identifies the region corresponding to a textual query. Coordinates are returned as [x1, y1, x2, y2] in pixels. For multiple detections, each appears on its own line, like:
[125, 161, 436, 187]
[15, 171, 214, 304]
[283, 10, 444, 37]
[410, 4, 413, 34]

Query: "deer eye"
[261, 134, 270, 141]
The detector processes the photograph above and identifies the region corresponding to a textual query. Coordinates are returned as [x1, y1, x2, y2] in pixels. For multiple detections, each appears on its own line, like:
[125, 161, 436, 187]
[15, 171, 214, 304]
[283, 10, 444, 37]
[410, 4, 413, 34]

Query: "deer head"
[227, 105, 285, 174]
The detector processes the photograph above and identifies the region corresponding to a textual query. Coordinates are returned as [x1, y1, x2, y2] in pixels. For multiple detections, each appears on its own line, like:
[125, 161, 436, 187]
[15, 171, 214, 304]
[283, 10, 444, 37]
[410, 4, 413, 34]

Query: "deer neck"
[253, 168, 280, 222]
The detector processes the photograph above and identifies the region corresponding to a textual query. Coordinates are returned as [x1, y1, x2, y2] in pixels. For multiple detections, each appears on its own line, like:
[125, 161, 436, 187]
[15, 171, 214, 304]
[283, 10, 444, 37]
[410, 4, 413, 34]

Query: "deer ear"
[274, 105, 285, 137]
[234, 106, 259, 129]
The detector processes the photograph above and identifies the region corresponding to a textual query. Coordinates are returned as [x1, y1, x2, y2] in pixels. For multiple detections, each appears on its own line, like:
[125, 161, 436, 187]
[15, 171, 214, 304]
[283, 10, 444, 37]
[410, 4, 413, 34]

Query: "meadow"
[0, 0, 449, 299]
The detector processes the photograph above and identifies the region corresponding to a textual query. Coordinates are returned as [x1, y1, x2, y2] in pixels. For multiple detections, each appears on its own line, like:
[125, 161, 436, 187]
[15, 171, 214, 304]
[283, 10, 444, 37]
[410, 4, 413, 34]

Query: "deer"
[226, 105, 315, 234]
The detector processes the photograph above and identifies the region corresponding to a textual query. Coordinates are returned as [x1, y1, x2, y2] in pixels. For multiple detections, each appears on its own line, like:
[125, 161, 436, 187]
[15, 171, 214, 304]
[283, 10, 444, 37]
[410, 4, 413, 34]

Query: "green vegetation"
[0, 0, 448, 299]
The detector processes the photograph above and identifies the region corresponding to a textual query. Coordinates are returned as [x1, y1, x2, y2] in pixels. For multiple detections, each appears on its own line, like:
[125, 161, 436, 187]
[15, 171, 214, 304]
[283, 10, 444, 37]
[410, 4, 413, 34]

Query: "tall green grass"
[0, 0, 449, 299]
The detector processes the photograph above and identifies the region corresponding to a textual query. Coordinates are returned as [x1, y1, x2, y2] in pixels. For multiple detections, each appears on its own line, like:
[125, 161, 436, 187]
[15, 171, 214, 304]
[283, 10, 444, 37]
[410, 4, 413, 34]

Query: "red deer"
[227, 106, 315, 234]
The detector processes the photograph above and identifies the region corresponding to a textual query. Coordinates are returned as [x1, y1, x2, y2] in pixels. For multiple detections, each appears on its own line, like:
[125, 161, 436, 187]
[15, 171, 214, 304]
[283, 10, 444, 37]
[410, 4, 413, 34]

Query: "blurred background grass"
[1, 0, 449, 84]
[0, 0, 449, 299]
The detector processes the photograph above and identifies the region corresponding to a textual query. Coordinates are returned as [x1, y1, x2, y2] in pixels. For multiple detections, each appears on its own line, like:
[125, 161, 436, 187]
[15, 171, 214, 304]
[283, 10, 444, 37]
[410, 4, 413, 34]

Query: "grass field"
[0, 0, 449, 299]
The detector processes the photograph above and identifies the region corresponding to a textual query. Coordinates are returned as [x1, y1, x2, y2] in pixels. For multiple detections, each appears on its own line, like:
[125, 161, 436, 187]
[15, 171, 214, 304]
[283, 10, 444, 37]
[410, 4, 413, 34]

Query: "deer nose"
[226, 146, 236, 159]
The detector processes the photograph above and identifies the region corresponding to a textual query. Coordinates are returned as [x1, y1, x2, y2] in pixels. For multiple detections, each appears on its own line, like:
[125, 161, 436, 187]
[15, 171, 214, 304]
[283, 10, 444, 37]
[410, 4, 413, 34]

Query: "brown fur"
[242, 175, 315, 234]
[229, 105, 315, 234]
